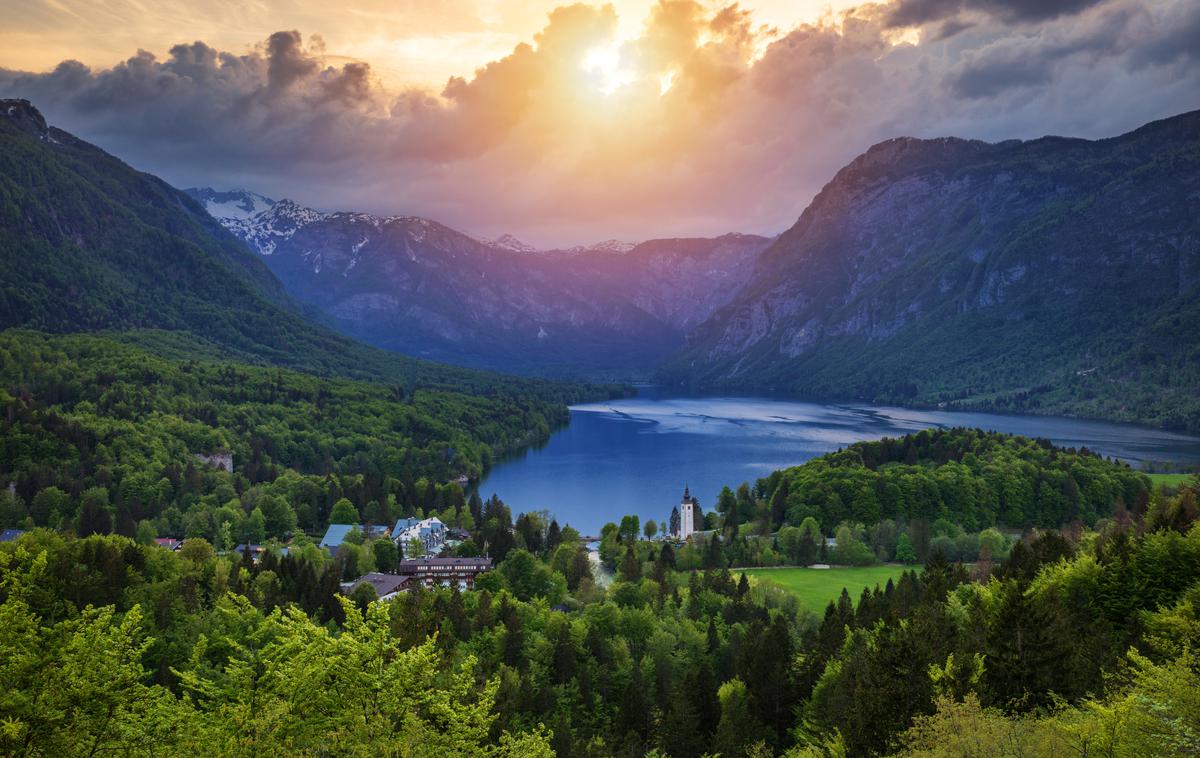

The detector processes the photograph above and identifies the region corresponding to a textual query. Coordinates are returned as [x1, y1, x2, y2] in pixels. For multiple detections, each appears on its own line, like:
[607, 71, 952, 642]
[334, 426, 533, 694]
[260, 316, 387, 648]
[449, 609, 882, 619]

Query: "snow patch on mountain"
[488, 234, 541, 254]
[225, 199, 327, 255]
[564, 239, 638, 255]
[186, 187, 276, 221]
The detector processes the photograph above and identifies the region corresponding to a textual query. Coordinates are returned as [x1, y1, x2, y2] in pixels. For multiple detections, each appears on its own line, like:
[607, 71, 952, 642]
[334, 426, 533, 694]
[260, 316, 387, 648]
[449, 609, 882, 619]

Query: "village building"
[319, 523, 356, 552]
[343, 571, 413, 600]
[398, 556, 493, 590]
[361, 524, 391, 540]
[392, 516, 447, 557]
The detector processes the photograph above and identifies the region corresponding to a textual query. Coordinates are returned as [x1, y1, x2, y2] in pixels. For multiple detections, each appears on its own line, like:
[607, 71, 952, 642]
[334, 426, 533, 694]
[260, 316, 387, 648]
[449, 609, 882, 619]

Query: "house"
[343, 572, 413, 600]
[392, 517, 447, 557]
[362, 524, 391, 540]
[0, 528, 26, 543]
[320, 524, 357, 552]
[398, 556, 492, 590]
[232, 543, 266, 559]
[153, 538, 181, 550]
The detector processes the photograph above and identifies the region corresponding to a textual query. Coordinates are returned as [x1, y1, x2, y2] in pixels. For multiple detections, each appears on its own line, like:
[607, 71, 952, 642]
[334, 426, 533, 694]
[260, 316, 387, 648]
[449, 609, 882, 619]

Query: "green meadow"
[1147, 472, 1197, 489]
[738, 565, 909, 614]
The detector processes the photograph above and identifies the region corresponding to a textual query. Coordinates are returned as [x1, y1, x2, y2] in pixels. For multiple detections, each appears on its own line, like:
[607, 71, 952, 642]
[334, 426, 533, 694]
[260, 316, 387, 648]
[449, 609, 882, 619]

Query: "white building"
[392, 516, 447, 557]
[678, 485, 700, 539]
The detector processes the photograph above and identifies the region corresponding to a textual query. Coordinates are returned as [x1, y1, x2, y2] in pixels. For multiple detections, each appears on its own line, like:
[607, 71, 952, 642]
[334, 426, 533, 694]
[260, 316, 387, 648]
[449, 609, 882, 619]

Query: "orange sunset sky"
[2, 0, 1196, 245]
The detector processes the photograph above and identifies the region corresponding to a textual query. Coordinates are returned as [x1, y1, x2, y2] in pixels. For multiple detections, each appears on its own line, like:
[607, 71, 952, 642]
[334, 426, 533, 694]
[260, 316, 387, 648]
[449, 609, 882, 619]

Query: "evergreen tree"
[713, 679, 759, 757]
[619, 546, 642, 583]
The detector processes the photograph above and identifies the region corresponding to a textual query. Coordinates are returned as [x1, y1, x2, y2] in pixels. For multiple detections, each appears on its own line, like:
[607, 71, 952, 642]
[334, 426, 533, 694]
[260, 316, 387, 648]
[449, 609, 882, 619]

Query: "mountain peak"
[488, 234, 541, 253]
[1, 99, 50, 139]
[185, 187, 276, 221]
[566, 239, 638, 255]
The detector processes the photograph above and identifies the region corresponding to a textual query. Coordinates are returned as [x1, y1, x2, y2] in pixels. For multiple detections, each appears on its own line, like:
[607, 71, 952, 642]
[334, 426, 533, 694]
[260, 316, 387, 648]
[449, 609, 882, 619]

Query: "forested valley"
[0, 329, 610, 543]
[3, 421, 1198, 756]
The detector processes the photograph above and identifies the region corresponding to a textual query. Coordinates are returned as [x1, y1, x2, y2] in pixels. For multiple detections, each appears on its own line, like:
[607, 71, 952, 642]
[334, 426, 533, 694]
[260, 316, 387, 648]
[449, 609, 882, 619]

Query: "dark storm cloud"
[886, 0, 1111, 28]
[947, 4, 1143, 98]
[1126, 0, 1200, 68]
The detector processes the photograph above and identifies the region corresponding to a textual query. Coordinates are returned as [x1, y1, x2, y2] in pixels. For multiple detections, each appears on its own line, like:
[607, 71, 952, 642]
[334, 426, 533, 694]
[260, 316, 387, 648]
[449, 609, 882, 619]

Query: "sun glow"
[659, 70, 677, 95]
[582, 42, 634, 95]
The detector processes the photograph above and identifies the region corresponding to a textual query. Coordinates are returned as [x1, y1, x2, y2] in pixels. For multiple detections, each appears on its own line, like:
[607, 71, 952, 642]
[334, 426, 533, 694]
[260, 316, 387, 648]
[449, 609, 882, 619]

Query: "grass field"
[738, 565, 909, 614]
[1147, 473, 1197, 489]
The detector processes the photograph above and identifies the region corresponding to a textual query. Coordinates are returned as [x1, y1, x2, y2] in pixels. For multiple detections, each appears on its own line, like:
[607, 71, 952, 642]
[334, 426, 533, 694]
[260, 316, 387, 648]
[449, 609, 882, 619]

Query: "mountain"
[0, 98, 604, 408]
[0, 99, 301, 349]
[665, 110, 1200, 430]
[185, 187, 275, 221]
[187, 188, 772, 377]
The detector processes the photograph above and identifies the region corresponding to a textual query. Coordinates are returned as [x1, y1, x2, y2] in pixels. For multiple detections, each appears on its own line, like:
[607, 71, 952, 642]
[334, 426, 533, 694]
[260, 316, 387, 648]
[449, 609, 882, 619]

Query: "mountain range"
[5, 96, 1198, 431]
[666, 110, 1200, 430]
[185, 188, 773, 377]
[0, 98, 598, 405]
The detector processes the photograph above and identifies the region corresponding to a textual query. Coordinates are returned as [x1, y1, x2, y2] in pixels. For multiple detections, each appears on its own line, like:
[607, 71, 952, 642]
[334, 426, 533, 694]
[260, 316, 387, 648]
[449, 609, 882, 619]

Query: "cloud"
[884, 0, 1111, 29]
[0, 0, 1196, 245]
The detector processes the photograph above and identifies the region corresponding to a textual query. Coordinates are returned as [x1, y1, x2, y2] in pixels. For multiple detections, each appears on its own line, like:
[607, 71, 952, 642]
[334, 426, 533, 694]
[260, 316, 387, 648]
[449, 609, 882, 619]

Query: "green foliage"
[329, 498, 360, 524]
[0, 103, 622, 411]
[0, 331, 599, 537]
[896, 647, 1200, 758]
[772, 428, 1149, 532]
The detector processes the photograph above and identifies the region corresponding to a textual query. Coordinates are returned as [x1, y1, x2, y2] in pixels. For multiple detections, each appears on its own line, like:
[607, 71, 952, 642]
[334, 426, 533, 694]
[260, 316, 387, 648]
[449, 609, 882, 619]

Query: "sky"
[1, 0, 1197, 246]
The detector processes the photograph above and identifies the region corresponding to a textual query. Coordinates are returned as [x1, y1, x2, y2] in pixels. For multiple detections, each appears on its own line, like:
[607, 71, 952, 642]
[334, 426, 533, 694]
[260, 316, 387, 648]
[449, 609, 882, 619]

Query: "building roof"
[346, 572, 412, 598]
[398, 556, 492, 573]
[393, 517, 447, 540]
[0, 529, 25, 543]
[319, 524, 356, 550]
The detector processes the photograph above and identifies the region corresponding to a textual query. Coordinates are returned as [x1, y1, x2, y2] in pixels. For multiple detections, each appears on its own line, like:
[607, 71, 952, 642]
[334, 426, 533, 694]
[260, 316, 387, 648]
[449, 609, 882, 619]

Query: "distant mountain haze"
[186, 188, 773, 378]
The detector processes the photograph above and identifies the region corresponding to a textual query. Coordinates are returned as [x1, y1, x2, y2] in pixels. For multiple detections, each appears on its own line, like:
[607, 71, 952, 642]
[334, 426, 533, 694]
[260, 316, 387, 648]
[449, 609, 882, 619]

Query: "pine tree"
[619, 546, 642, 582]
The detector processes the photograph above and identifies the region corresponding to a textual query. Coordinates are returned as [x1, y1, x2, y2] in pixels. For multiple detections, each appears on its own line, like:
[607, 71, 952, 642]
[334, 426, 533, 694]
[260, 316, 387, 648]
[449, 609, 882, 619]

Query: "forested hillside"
[0, 330, 598, 541]
[0, 98, 613, 399]
[667, 110, 1200, 431]
[2, 473, 1198, 755]
[768, 428, 1151, 532]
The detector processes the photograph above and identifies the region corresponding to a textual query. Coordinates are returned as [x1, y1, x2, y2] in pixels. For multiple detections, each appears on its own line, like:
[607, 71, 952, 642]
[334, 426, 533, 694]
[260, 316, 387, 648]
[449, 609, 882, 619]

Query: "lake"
[478, 392, 1200, 535]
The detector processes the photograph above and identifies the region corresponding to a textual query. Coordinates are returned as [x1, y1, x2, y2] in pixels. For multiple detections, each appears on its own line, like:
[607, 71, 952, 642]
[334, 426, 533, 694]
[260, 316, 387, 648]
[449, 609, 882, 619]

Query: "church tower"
[679, 485, 699, 538]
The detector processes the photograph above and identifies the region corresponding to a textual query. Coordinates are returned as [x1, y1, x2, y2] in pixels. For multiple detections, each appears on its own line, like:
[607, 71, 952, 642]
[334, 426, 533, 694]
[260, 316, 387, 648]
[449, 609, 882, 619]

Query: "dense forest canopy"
[0, 330, 607, 540]
[1, 473, 1198, 756]
[766, 428, 1150, 532]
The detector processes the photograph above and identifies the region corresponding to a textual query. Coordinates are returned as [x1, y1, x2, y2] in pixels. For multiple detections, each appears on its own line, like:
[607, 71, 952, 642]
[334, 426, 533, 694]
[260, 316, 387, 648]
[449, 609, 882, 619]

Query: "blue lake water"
[478, 392, 1200, 535]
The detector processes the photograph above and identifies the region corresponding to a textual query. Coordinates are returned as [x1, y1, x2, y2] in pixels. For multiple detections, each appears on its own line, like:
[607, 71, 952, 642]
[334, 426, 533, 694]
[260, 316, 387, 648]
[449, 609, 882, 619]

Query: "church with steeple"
[672, 485, 700, 539]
